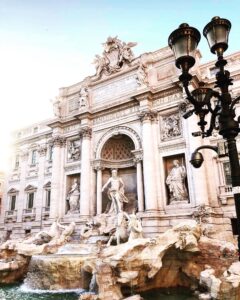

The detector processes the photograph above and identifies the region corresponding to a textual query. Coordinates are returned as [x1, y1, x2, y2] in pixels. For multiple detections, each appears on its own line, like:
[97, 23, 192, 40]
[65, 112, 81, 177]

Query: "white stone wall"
[1, 45, 240, 238]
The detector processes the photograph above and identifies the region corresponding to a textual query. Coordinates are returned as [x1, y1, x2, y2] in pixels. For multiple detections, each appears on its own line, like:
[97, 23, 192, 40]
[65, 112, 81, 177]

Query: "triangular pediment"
[24, 184, 37, 192]
[43, 181, 51, 188]
[8, 188, 19, 194]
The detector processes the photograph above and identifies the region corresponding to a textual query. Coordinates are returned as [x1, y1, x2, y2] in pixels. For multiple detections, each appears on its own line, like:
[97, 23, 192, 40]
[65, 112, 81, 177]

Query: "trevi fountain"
[2, 35, 240, 299]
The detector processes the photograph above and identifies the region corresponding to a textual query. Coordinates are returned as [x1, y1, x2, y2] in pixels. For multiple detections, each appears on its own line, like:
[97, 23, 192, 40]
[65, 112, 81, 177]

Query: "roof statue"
[93, 36, 137, 77]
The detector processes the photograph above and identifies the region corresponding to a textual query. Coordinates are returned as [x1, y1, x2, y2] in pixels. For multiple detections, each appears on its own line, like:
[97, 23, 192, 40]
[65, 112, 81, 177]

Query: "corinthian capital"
[79, 127, 92, 138]
[49, 136, 66, 148]
[138, 110, 158, 122]
[131, 149, 143, 164]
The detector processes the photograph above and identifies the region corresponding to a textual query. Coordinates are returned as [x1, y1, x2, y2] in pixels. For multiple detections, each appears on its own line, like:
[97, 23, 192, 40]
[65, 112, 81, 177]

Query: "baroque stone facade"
[2, 37, 240, 240]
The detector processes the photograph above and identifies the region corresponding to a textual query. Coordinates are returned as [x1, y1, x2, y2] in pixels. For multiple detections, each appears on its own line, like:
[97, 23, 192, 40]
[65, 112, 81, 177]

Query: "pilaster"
[49, 136, 66, 219]
[79, 126, 92, 217]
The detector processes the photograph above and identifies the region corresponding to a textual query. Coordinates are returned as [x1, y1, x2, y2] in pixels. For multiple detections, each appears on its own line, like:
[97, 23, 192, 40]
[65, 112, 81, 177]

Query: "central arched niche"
[101, 134, 137, 214]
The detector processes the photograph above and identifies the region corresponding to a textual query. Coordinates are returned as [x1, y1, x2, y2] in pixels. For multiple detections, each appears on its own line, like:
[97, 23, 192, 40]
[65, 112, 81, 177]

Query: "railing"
[4, 210, 17, 223]
[41, 207, 50, 220]
[22, 208, 36, 222]
[23, 208, 36, 215]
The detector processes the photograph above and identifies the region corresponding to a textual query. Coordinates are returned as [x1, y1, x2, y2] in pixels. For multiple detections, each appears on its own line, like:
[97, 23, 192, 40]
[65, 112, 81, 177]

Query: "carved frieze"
[93, 105, 139, 126]
[67, 139, 81, 161]
[153, 90, 182, 108]
[64, 163, 81, 172]
[161, 113, 181, 141]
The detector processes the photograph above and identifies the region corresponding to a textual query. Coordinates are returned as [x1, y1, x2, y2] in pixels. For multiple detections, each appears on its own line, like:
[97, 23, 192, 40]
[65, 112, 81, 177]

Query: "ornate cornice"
[79, 127, 92, 138]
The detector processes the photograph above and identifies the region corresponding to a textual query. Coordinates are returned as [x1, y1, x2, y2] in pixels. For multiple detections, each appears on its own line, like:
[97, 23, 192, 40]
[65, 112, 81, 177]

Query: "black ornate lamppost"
[168, 17, 240, 257]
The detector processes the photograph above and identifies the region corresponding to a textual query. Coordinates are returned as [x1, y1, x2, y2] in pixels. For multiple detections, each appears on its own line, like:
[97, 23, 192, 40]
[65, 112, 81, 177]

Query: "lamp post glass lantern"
[168, 17, 240, 258]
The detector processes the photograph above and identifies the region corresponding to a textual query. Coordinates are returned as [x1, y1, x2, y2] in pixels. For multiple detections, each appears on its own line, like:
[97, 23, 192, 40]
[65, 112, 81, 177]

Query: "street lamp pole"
[168, 17, 240, 257]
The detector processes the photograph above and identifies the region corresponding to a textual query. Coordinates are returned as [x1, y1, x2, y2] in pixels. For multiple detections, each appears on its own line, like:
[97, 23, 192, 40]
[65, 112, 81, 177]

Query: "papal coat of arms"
[93, 36, 137, 77]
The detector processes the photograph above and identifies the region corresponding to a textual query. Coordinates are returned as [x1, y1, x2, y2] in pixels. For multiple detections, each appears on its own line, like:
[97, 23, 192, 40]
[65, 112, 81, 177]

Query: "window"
[46, 190, 51, 207]
[223, 162, 232, 185]
[49, 145, 53, 161]
[15, 155, 19, 169]
[27, 192, 34, 209]
[33, 127, 38, 134]
[10, 195, 16, 211]
[31, 150, 37, 165]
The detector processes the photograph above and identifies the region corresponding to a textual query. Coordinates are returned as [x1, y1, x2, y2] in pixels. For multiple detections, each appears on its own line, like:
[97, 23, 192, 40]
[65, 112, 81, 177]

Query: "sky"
[0, 0, 240, 171]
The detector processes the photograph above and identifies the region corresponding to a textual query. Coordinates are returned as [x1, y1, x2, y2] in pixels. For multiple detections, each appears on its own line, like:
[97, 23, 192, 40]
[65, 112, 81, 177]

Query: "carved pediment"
[43, 181, 51, 189]
[24, 184, 37, 192]
[8, 188, 19, 194]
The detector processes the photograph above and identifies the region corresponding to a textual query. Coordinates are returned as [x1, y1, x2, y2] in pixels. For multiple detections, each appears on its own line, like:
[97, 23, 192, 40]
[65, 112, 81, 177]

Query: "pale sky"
[0, 0, 240, 171]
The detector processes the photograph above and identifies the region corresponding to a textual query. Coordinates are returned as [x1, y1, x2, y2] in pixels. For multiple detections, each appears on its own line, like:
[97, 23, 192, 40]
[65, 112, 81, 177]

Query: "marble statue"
[102, 169, 128, 214]
[66, 179, 80, 213]
[166, 159, 188, 202]
[79, 86, 89, 108]
[107, 212, 129, 246]
[93, 55, 108, 77]
[136, 66, 148, 86]
[21, 218, 61, 245]
[52, 96, 62, 118]
[127, 213, 143, 241]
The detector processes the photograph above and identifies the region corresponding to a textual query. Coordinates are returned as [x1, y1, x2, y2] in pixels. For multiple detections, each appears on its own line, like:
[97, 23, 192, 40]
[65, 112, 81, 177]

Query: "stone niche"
[102, 168, 137, 214]
[164, 154, 189, 205]
[65, 173, 80, 214]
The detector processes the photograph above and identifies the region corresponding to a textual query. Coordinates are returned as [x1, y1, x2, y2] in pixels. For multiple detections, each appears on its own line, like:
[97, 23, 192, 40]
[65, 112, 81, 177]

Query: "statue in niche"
[162, 114, 181, 140]
[68, 140, 81, 161]
[79, 86, 89, 109]
[66, 179, 80, 214]
[102, 169, 128, 214]
[166, 159, 188, 203]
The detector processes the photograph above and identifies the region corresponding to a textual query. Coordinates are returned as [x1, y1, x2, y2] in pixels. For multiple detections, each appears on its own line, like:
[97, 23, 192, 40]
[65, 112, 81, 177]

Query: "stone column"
[96, 166, 103, 215]
[79, 127, 92, 218]
[35, 145, 47, 221]
[132, 150, 144, 212]
[138, 110, 158, 211]
[49, 136, 65, 219]
[152, 114, 164, 212]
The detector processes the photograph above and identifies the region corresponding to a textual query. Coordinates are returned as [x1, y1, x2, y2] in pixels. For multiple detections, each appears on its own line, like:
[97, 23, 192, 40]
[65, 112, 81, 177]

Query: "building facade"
[2, 37, 240, 240]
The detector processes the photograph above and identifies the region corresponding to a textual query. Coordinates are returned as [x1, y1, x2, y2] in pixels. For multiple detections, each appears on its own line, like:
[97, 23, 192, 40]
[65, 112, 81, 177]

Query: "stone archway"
[93, 128, 144, 215]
